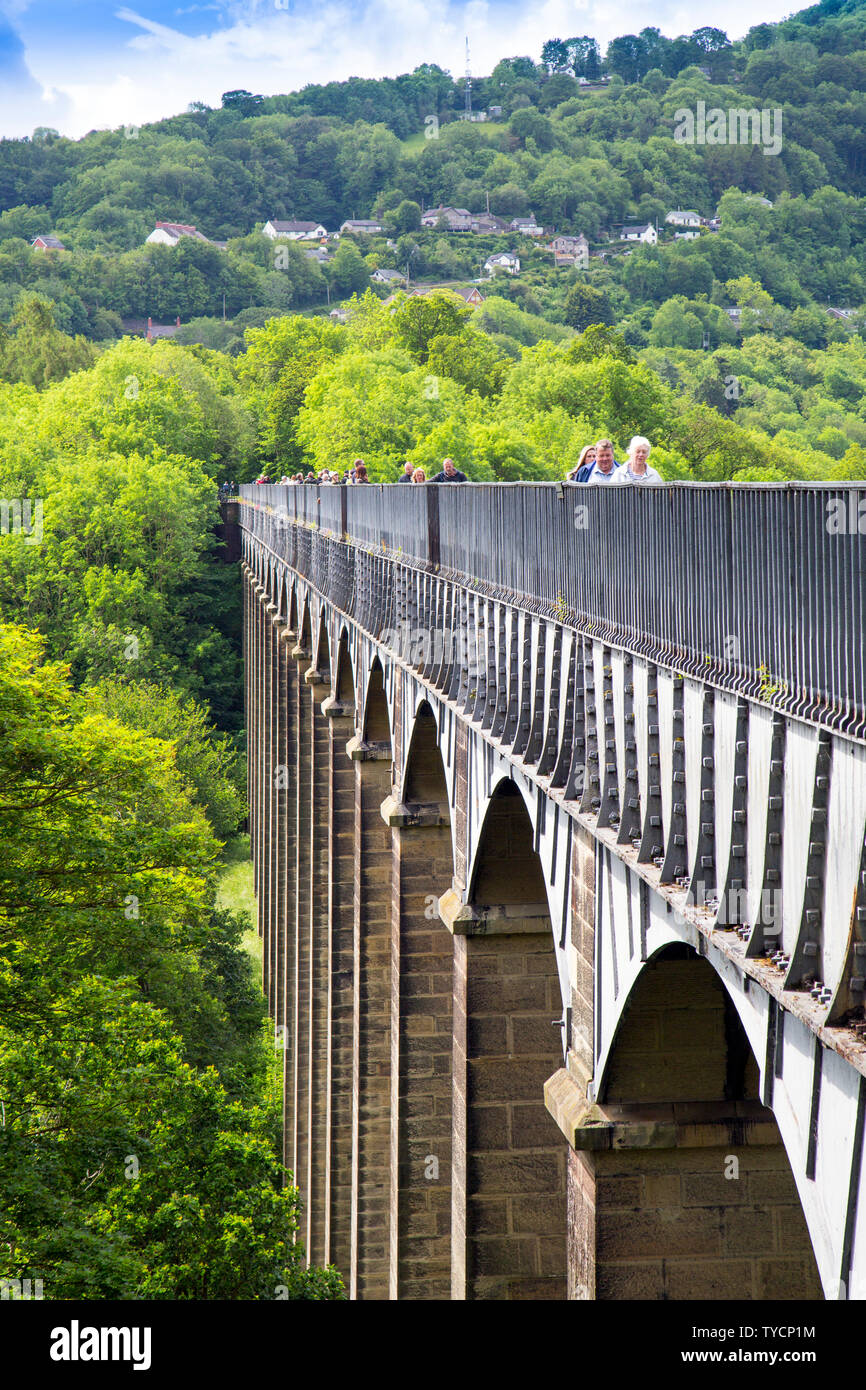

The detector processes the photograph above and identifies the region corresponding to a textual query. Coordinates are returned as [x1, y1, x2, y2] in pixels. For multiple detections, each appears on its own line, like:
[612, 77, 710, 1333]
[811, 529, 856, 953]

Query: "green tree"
[391, 289, 472, 362]
[650, 299, 704, 348]
[426, 330, 511, 397]
[327, 240, 370, 296]
[562, 282, 613, 332]
[81, 679, 244, 839]
[238, 315, 345, 465]
[566, 324, 636, 364]
[390, 199, 422, 234]
[0, 624, 343, 1299]
[294, 345, 468, 477]
[0, 296, 97, 388]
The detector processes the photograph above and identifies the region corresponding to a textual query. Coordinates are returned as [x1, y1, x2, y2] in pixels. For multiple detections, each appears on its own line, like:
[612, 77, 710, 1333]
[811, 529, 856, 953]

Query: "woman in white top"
[613, 436, 662, 483]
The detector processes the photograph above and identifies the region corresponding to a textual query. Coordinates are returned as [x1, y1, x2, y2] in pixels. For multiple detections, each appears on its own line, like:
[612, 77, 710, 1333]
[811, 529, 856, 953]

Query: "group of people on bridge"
[236, 435, 661, 490]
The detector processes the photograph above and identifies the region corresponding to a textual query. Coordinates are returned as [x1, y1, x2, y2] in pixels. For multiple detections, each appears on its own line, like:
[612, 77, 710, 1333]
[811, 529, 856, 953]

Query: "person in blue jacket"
[574, 438, 619, 483]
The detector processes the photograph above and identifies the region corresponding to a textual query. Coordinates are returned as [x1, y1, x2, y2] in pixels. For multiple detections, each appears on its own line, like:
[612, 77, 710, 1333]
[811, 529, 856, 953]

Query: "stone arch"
[588, 943, 823, 1301]
[363, 657, 391, 747]
[599, 943, 760, 1106]
[346, 648, 393, 1298]
[448, 774, 567, 1300]
[388, 697, 455, 1299]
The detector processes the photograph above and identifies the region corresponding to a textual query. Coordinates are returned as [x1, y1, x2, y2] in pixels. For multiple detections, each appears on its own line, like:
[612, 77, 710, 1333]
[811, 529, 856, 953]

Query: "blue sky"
[0, 0, 798, 140]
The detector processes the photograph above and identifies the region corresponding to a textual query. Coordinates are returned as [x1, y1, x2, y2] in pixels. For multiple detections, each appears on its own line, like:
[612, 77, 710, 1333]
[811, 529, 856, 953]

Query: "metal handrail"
[236, 481, 866, 738]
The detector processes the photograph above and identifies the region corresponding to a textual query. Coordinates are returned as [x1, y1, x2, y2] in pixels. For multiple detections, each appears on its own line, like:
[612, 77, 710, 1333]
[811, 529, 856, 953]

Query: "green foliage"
[0, 295, 98, 387]
[566, 324, 637, 364]
[390, 199, 422, 233]
[295, 344, 469, 477]
[426, 329, 512, 397]
[391, 289, 472, 361]
[81, 679, 245, 840]
[473, 296, 572, 348]
[327, 240, 370, 296]
[0, 626, 342, 1300]
[0, 337, 249, 728]
[238, 314, 345, 466]
[562, 282, 614, 332]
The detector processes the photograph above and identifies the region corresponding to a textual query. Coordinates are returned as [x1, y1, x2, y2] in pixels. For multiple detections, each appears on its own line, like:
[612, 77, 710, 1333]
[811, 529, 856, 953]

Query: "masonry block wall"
[548, 937, 824, 1301]
[389, 817, 454, 1300]
[242, 564, 827, 1303]
[452, 931, 567, 1300]
[583, 1143, 824, 1301]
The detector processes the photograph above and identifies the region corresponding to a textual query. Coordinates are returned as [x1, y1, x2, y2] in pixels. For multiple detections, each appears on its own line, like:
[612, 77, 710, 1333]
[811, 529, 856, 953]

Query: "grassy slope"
[399, 120, 508, 155]
[217, 832, 261, 969]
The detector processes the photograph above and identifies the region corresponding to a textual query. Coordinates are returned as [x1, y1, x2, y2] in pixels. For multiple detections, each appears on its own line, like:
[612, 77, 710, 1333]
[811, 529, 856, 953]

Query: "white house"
[620, 223, 657, 245]
[371, 267, 406, 285]
[665, 210, 701, 228]
[146, 221, 212, 247]
[262, 219, 328, 240]
[484, 251, 520, 275]
[510, 216, 544, 237]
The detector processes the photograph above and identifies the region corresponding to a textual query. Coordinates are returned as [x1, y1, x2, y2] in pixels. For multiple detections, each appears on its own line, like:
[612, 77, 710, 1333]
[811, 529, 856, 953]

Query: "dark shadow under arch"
[469, 778, 548, 907]
[287, 583, 298, 634]
[592, 942, 823, 1301]
[391, 697, 454, 1298]
[458, 775, 567, 1298]
[334, 630, 354, 705]
[403, 701, 449, 806]
[315, 610, 330, 680]
[298, 599, 312, 652]
[600, 942, 759, 1105]
[363, 658, 390, 745]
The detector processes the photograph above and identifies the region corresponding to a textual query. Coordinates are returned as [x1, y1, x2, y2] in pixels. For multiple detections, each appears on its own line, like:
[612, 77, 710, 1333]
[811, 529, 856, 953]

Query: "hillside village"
[29, 206, 734, 338]
[3, 8, 865, 369]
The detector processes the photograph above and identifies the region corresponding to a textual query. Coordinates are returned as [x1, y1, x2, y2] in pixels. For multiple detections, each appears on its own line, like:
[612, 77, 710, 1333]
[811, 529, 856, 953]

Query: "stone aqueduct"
[228, 481, 866, 1301]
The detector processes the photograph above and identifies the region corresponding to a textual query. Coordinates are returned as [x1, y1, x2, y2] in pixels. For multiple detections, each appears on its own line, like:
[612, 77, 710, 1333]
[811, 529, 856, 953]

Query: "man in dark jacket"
[398, 461, 414, 482]
[574, 438, 619, 483]
[431, 457, 467, 482]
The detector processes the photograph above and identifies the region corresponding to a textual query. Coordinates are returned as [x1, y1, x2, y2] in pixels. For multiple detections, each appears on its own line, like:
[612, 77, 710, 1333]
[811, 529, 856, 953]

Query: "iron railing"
[237, 482, 866, 738]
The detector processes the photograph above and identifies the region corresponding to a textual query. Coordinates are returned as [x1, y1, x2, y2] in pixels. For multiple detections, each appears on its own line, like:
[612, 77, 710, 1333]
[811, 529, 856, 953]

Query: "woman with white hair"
[613, 436, 662, 483]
